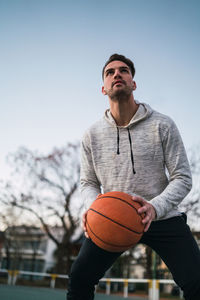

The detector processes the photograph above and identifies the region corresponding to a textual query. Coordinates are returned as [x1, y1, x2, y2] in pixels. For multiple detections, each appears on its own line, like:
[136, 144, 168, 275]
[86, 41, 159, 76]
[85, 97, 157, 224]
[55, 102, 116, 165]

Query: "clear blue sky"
[0, 0, 200, 179]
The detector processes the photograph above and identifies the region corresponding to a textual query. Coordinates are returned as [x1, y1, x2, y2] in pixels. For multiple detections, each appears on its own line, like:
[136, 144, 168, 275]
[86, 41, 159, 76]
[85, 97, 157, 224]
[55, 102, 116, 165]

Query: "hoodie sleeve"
[149, 119, 192, 219]
[80, 132, 101, 210]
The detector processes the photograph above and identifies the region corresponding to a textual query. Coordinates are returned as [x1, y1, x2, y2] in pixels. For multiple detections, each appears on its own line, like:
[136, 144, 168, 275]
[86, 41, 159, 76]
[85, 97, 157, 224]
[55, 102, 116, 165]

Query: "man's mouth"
[112, 80, 125, 87]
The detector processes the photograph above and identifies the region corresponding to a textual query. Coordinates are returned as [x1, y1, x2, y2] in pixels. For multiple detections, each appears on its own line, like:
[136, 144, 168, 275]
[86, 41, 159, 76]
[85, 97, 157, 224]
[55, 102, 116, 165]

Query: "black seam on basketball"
[89, 208, 143, 234]
[86, 220, 135, 249]
[96, 195, 142, 220]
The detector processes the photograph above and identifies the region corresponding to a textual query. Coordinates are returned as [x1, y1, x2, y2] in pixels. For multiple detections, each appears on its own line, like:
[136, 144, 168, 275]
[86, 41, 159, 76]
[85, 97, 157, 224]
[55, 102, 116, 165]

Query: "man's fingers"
[138, 206, 147, 214]
[132, 196, 145, 204]
[141, 213, 152, 231]
[132, 197, 147, 213]
[84, 232, 89, 238]
[144, 221, 151, 232]
[142, 213, 151, 224]
[82, 210, 89, 238]
[132, 196, 156, 233]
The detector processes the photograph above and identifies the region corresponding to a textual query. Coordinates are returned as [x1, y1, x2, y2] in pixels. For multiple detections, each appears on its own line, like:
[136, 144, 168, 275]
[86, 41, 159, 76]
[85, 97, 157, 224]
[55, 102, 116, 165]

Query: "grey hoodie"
[80, 102, 192, 220]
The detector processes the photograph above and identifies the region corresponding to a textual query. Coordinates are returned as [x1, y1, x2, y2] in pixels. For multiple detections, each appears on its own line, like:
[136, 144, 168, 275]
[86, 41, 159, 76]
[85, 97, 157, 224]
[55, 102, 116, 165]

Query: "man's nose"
[114, 69, 122, 78]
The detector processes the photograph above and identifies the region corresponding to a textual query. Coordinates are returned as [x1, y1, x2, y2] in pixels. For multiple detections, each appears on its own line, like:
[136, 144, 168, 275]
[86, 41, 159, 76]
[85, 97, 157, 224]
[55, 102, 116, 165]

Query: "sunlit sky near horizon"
[0, 0, 200, 180]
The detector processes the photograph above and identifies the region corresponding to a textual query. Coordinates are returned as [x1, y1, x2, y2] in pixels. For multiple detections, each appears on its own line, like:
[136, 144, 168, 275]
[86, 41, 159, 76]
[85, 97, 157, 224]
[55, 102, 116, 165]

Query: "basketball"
[86, 191, 144, 252]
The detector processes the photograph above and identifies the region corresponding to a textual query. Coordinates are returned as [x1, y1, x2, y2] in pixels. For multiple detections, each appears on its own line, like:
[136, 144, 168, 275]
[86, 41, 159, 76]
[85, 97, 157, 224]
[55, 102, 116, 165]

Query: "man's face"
[102, 60, 136, 99]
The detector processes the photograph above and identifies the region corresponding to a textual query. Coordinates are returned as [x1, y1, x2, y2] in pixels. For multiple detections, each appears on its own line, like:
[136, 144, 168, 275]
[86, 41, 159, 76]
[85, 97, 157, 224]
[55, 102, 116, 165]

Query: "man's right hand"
[82, 210, 89, 238]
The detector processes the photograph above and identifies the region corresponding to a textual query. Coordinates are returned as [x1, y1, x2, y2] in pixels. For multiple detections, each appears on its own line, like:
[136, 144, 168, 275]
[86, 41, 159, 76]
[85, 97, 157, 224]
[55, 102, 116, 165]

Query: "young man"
[67, 54, 200, 300]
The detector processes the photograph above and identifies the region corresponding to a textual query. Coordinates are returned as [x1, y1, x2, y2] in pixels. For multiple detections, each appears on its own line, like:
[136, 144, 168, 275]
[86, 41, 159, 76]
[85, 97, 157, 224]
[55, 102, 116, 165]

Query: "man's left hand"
[132, 196, 157, 232]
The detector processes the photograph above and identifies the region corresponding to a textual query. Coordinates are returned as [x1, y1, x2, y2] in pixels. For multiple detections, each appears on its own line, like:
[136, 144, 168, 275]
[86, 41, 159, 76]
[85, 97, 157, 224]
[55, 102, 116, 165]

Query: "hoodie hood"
[104, 101, 153, 128]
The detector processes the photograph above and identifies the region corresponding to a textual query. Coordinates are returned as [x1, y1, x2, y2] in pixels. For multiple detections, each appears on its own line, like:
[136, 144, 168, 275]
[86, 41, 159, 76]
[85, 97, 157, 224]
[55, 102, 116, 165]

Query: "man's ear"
[102, 86, 107, 95]
[132, 81, 137, 91]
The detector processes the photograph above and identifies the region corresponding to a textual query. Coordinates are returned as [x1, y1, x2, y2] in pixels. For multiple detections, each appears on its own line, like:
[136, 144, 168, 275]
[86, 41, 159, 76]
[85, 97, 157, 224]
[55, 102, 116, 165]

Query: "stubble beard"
[107, 85, 133, 102]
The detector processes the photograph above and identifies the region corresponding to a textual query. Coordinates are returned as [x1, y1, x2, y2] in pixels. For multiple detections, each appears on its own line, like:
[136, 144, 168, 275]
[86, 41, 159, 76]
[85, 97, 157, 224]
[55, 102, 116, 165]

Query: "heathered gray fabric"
[80, 101, 192, 220]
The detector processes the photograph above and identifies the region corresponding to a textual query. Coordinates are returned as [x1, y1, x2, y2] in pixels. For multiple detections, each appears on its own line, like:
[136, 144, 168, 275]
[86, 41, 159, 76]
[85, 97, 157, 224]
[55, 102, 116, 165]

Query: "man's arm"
[149, 119, 192, 219]
[80, 132, 101, 237]
[133, 119, 192, 230]
[80, 132, 101, 210]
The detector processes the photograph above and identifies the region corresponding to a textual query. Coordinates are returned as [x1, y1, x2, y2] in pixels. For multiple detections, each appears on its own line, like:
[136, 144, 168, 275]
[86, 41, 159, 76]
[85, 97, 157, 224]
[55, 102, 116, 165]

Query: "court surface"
[0, 284, 148, 300]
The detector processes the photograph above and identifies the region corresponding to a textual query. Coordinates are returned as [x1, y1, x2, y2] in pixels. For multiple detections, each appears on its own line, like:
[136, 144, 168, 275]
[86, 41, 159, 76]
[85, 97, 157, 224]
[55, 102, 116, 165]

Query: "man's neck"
[109, 96, 139, 126]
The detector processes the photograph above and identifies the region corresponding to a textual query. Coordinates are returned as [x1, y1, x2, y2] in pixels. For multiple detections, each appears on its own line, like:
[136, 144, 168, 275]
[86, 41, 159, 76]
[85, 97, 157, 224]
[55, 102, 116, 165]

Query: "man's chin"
[110, 89, 132, 102]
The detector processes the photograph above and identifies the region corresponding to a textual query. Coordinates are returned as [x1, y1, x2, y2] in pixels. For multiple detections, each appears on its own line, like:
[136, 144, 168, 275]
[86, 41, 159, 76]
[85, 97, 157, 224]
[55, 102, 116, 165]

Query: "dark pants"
[67, 215, 200, 300]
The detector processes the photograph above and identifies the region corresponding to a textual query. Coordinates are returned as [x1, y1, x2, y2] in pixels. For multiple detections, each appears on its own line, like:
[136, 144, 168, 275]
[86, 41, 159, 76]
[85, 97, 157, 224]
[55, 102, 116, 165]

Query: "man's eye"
[106, 70, 114, 76]
[121, 69, 128, 73]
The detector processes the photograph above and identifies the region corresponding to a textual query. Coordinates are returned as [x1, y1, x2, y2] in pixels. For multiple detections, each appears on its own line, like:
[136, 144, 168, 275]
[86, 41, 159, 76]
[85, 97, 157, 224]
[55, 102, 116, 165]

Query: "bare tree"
[0, 142, 82, 274]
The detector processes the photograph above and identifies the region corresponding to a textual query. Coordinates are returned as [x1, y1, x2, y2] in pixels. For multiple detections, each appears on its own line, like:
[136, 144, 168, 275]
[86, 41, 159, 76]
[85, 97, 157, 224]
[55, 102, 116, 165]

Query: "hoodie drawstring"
[116, 127, 136, 175]
[117, 127, 120, 154]
[127, 128, 136, 174]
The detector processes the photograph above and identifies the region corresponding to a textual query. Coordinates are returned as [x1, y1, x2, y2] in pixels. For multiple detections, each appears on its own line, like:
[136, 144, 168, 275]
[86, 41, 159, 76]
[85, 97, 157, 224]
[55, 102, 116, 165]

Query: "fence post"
[7, 270, 13, 285]
[123, 279, 128, 298]
[152, 279, 159, 300]
[148, 280, 153, 300]
[156, 280, 160, 300]
[106, 279, 111, 295]
[50, 274, 58, 288]
[13, 270, 19, 285]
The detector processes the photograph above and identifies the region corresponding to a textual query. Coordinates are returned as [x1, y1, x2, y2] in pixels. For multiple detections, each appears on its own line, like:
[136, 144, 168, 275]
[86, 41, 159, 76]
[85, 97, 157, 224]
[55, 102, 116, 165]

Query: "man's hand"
[82, 195, 102, 239]
[82, 210, 89, 238]
[132, 196, 157, 232]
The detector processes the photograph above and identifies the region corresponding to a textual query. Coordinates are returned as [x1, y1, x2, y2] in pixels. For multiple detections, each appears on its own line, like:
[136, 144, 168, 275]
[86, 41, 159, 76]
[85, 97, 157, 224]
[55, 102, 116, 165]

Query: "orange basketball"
[86, 191, 144, 252]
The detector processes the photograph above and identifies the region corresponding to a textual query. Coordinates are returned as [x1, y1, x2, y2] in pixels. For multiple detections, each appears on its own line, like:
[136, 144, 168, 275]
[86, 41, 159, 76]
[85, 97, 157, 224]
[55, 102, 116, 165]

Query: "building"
[0, 225, 83, 274]
[0, 226, 48, 272]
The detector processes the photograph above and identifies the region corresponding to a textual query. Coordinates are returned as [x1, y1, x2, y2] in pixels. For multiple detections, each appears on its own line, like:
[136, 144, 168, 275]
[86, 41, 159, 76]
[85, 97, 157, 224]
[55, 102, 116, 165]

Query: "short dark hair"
[102, 54, 135, 79]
